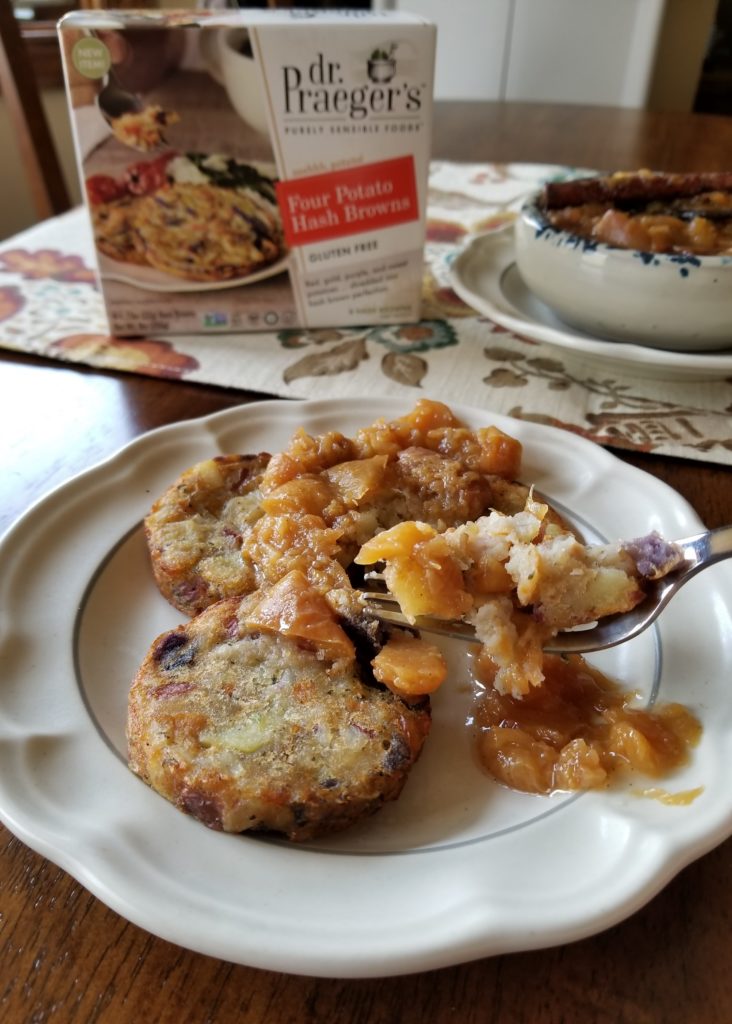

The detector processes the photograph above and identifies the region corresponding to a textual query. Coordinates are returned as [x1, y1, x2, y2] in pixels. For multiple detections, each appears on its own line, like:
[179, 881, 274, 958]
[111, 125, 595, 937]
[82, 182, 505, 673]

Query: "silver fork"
[361, 525, 732, 655]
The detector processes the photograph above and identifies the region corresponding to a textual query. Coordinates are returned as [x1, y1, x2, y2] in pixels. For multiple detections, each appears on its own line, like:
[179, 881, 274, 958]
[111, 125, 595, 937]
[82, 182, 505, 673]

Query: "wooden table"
[3, 102, 731, 1023]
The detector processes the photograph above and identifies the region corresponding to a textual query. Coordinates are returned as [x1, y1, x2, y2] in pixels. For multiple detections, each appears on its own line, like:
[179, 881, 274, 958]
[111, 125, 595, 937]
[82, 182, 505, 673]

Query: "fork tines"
[360, 589, 479, 643]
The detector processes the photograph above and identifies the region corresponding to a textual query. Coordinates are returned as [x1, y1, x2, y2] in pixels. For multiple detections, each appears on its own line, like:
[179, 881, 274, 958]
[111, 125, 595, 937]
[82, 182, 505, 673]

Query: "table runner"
[1, 162, 730, 465]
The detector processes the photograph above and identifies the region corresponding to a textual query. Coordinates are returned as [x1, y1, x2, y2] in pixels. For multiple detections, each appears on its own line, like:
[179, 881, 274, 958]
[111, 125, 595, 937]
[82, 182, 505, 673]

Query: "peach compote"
[238, 399, 527, 679]
[472, 652, 700, 794]
[153, 401, 519, 705]
[243, 569, 355, 661]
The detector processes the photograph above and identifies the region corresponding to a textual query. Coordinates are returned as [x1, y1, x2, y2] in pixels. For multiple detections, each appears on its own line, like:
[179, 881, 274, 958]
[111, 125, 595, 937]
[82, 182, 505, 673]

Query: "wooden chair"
[0, 0, 71, 219]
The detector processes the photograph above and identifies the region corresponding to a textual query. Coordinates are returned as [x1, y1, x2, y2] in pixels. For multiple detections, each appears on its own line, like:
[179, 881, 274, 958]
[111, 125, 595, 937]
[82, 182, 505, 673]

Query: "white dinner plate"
[99, 252, 289, 293]
[450, 230, 732, 381]
[1, 398, 731, 978]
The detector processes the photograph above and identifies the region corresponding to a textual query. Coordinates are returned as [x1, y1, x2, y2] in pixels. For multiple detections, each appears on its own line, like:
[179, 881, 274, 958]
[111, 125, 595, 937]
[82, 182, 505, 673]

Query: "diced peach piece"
[604, 705, 700, 777]
[475, 426, 523, 479]
[260, 475, 335, 516]
[324, 454, 389, 505]
[244, 569, 354, 660]
[372, 634, 447, 696]
[392, 398, 463, 440]
[413, 425, 521, 480]
[386, 537, 472, 621]
[464, 554, 514, 596]
[243, 513, 342, 583]
[593, 209, 650, 251]
[283, 427, 355, 474]
[356, 523, 472, 620]
[355, 521, 437, 564]
[552, 739, 608, 790]
[352, 421, 402, 459]
[261, 428, 355, 492]
[688, 215, 717, 252]
[260, 451, 299, 491]
[477, 726, 558, 794]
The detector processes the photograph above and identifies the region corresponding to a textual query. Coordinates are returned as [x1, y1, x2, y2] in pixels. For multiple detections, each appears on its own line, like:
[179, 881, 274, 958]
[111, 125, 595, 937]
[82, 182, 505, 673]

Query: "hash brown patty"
[127, 595, 431, 841]
[144, 453, 270, 617]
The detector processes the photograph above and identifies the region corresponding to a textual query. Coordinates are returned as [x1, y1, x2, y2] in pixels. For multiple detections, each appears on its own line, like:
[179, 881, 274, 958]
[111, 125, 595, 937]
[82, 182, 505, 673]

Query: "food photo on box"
[57, 7, 436, 337]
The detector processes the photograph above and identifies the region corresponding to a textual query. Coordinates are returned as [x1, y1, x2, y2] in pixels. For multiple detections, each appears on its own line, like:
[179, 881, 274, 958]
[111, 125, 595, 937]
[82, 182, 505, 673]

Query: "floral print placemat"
[1, 162, 731, 465]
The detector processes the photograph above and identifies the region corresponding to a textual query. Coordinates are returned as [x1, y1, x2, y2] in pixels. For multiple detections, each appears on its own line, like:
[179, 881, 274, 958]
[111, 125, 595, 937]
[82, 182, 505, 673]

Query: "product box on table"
[57, 8, 436, 337]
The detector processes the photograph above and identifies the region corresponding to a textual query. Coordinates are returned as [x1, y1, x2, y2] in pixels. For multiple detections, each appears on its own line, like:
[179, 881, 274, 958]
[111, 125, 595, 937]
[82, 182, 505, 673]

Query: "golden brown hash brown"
[127, 593, 431, 841]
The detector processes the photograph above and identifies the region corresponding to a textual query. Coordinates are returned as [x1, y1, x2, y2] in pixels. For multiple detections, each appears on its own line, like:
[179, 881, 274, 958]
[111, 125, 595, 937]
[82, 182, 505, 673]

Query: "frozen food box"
[57, 8, 436, 336]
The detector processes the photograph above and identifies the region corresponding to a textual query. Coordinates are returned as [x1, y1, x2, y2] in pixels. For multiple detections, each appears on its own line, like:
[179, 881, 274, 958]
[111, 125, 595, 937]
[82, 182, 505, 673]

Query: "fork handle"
[684, 524, 732, 581]
[705, 525, 732, 563]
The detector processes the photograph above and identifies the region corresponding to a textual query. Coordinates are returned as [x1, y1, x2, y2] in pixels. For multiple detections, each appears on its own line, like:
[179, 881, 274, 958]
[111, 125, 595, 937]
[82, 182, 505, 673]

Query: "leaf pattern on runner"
[283, 338, 368, 383]
[381, 351, 428, 387]
[278, 320, 456, 386]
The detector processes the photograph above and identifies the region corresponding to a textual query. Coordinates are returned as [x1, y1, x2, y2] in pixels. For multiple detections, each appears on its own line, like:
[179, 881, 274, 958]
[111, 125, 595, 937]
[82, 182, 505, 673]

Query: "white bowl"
[513, 191, 732, 352]
[200, 27, 269, 137]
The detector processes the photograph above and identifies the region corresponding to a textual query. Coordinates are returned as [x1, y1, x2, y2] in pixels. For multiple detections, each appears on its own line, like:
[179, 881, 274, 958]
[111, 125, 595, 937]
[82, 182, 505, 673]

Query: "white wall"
[374, 0, 714, 108]
[504, 0, 666, 108]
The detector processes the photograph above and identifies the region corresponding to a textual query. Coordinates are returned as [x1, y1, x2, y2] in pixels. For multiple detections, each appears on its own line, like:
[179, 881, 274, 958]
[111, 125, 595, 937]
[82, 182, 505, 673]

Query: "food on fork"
[355, 494, 684, 697]
[110, 104, 180, 151]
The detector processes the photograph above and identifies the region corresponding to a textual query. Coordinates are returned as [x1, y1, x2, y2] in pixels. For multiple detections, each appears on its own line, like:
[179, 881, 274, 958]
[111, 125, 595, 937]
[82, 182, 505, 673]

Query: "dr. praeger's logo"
[282, 48, 424, 118]
[367, 42, 397, 83]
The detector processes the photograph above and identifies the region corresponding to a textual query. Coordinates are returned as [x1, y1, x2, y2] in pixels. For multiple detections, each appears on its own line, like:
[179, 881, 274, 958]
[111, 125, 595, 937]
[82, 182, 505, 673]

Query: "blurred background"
[2, 0, 731, 239]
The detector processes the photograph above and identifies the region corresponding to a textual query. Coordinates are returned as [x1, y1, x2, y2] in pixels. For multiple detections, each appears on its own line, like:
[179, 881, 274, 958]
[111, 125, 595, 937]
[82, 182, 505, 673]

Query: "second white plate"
[450, 230, 732, 381]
